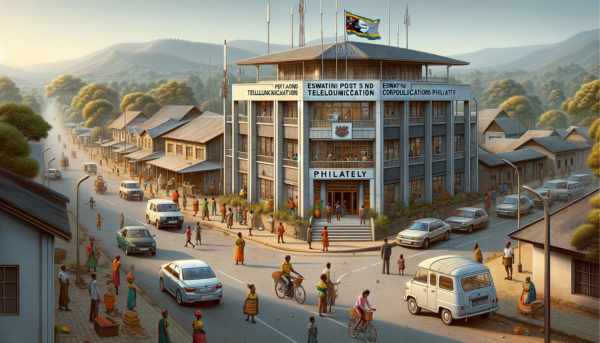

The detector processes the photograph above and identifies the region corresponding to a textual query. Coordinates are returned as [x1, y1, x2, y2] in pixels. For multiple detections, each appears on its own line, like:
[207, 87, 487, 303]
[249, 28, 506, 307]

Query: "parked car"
[119, 181, 144, 201]
[396, 218, 451, 250]
[146, 199, 184, 229]
[404, 255, 499, 325]
[495, 195, 534, 218]
[445, 208, 489, 233]
[116, 227, 156, 256]
[83, 163, 97, 175]
[158, 260, 222, 305]
[44, 168, 62, 180]
[567, 174, 593, 186]
[561, 181, 586, 201]
[531, 181, 563, 207]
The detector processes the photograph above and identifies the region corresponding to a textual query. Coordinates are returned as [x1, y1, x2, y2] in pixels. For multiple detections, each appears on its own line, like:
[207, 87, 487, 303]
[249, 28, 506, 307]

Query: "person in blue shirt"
[491, 188, 497, 207]
[293, 154, 298, 161]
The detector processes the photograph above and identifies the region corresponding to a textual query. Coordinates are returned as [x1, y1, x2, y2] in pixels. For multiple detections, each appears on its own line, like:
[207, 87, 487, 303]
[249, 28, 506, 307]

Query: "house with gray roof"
[515, 136, 590, 174]
[101, 111, 148, 162]
[477, 109, 527, 144]
[478, 149, 548, 193]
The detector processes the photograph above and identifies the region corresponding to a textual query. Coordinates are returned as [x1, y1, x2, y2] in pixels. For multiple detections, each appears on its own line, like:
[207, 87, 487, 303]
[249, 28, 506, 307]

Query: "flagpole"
[397, 22, 399, 57]
[320, 0, 323, 80]
[291, 4, 294, 49]
[335, 0, 338, 80]
[344, 10, 348, 80]
[267, 1, 270, 54]
[388, 0, 390, 53]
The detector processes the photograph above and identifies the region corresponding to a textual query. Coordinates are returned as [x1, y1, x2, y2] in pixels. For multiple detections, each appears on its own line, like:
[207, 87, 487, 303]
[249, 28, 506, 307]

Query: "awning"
[126, 150, 165, 163]
[95, 139, 113, 145]
[146, 155, 221, 173]
[100, 140, 122, 147]
[78, 131, 91, 137]
[114, 146, 139, 154]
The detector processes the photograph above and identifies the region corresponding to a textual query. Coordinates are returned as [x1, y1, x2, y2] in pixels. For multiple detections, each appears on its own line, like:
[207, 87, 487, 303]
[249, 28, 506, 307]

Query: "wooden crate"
[93, 317, 119, 337]
[54, 248, 67, 263]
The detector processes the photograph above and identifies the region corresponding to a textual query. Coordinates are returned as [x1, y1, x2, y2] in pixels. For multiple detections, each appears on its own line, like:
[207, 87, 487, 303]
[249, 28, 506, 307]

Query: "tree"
[526, 95, 544, 117]
[82, 100, 115, 128]
[72, 83, 120, 112]
[108, 80, 121, 93]
[562, 80, 599, 126]
[186, 75, 205, 104]
[499, 96, 537, 126]
[45, 75, 86, 105]
[22, 94, 42, 114]
[90, 126, 103, 143]
[0, 123, 40, 179]
[539, 80, 563, 101]
[481, 79, 527, 109]
[148, 81, 197, 107]
[536, 110, 568, 130]
[565, 71, 597, 97]
[0, 76, 23, 104]
[546, 89, 566, 111]
[0, 103, 52, 141]
[520, 79, 536, 95]
[120, 93, 161, 116]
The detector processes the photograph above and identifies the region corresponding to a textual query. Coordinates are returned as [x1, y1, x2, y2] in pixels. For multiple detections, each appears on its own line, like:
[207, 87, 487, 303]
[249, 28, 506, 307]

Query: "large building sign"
[233, 82, 301, 101]
[381, 82, 470, 101]
[304, 81, 379, 101]
[332, 122, 352, 140]
[309, 169, 374, 180]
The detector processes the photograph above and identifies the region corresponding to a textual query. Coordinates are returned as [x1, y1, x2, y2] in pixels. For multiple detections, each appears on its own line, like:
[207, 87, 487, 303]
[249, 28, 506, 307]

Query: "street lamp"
[523, 185, 551, 343]
[502, 159, 522, 272]
[42, 147, 51, 187]
[528, 119, 534, 131]
[47, 158, 55, 188]
[75, 175, 90, 285]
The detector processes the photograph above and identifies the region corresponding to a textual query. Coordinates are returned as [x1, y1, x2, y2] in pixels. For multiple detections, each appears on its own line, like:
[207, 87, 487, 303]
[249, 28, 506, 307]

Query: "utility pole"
[388, 0, 390, 53]
[208, 53, 211, 112]
[320, 0, 323, 80]
[404, 5, 410, 49]
[291, 4, 294, 49]
[335, 0, 338, 79]
[267, 1, 270, 54]
[299, 0, 306, 47]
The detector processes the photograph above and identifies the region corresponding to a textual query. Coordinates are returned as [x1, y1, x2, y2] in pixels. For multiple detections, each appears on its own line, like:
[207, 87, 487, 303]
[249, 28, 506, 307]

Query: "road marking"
[337, 273, 348, 283]
[217, 270, 245, 284]
[304, 309, 347, 328]
[455, 235, 492, 248]
[370, 262, 382, 266]
[438, 244, 447, 247]
[351, 267, 368, 272]
[104, 200, 116, 205]
[136, 220, 148, 226]
[68, 187, 74, 190]
[490, 220, 510, 227]
[406, 251, 428, 259]
[127, 216, 133, 219]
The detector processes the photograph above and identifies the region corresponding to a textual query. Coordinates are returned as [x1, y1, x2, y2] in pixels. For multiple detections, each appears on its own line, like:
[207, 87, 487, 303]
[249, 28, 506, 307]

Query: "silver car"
[159, 260, 222, 305]
[495, 195, 534, 218]
[44, 168, 62, 180]
[562, 181, 586, 201]
[567, 174, 593, 186]
[396, 219, 451, 250]
[445, 208, 490, 233]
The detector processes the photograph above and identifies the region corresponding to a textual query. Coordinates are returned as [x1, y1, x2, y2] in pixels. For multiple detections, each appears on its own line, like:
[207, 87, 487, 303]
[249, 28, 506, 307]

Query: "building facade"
[225, 42, 478, 216]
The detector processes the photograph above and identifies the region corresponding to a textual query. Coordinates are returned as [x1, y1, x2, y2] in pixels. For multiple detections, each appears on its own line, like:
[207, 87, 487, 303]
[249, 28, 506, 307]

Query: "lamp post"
[502, 159, 522, 272]
[523, 185, 551, 343]
[528, 119, 534, 131]
[42, 147, 51, 187]
[47, 158, 55, 189]
[75, 175, 90, 284]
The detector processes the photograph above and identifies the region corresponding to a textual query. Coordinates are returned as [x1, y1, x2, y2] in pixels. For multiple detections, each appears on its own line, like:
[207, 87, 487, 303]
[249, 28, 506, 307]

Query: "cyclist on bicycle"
[89, 196, 95, 209]
[281, 255, 303, 295]
[353, 290, 376, 331]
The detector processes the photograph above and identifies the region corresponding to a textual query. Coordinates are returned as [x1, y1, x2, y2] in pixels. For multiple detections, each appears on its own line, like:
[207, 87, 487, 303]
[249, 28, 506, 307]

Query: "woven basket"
[271, 271, 284, 283]
[364, 311, 373, 321]
[293, 277, 304, 285]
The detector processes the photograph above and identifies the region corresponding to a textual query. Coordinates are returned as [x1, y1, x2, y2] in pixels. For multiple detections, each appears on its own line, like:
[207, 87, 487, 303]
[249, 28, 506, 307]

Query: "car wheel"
[441, 309, 453, 325]
[407, 297, 421, 315]
[125, 245, 130, 256]
[528, 207, 533, 215]
[213, 300, 221, 304]
[467, 225, 473, 234]
[479, 312, 491, 319]
[159, 278, 166, 292]
[156, 220, 160, 230]
[443, 231, 450, 241]
[422, 239, 430, 250]
[567, 194, 572, 202]
[176, 290, 183, 305]
[151, 251, 156, 256]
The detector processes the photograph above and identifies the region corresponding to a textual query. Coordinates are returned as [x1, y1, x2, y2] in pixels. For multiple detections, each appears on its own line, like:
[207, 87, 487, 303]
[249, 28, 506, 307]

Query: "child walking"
[398, 254, 405, 275]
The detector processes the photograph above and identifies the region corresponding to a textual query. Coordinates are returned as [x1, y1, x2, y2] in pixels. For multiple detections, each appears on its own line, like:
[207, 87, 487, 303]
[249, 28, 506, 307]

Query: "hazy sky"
[0, 0, 598, 67]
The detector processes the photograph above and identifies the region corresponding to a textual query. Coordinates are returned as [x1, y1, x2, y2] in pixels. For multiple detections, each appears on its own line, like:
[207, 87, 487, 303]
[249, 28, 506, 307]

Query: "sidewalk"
[54, 212, 191, 342]
[485, 243, 599, 343]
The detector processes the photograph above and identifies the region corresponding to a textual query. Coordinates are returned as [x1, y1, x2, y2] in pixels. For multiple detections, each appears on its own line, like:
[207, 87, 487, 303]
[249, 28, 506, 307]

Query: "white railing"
[409, 156, 425, 164]
[283, 117, 298, 126]
[257, 155, 274, 163]
[226, 115, 232, 122]
[384, 159, 400, 167]
[256, 116, 274, 124]
[454, 151, 464, 159]
[309, 161, 374, 169]
[238, 151, 248, 159]
[433, 153, 446, 161]
[454, 116, 464, 123]
[283, 159, 299, 167]
[384, 118, 401, 126]
[309, 120, 376, 128]
[408, 117, 424, 125]
[432, 116, 446, 124]
[226, 149, 232, 156]
[238, 115, 248, 123]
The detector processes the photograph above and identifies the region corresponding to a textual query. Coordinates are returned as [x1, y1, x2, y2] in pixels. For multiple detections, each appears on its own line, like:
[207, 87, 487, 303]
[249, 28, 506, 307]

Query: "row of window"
[384, 173, 464, 204]
[167, 143, 205, 160]
[383, 101, 447, 118]
[313, 102, 371, 121]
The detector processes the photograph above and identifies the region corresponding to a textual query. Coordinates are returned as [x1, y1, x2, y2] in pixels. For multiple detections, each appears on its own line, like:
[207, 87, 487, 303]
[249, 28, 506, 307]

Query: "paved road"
[41, 105, 592, 342]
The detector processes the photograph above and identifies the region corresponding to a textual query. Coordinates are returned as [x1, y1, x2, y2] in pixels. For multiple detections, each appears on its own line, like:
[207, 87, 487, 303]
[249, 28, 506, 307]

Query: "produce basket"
[271, 271, 284, 283]
[93, 316, 119, 337]
[364, 311, 373, 321]
[54, 248, 67, 263]
[293, 277, 304, 285]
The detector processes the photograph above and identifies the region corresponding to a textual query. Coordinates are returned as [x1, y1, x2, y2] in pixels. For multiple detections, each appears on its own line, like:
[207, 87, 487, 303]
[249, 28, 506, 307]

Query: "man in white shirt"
[503, 241, 514, 280]
[58, 265, 71, 311]
[89, 273, 100, 322]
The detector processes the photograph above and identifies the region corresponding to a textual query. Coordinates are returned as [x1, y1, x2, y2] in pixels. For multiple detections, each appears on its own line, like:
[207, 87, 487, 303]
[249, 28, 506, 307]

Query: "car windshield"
[556, 183, 567, 189]
[182, 267, 216, 280]
[567, 176, 578, 182]
[157, 204, 178, 212]
[461, 273, 491, 292]
[127, 229, 151, 238]
[408, 222, 430, 231]
[541, 182, 556, 189]
[452, 210, 474, 218]
[127, 183, 140, 189]
[501, 197, 518, 205]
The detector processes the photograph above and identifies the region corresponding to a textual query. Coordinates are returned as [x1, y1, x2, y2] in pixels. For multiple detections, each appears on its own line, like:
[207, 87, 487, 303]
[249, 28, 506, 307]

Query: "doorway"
[327, 191, 358, 215]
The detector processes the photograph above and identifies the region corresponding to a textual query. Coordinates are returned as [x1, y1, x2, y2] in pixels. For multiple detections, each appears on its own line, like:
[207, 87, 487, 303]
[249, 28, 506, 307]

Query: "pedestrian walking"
[325, 203, 332, 223]
[539, 169, 544, 186]
[172, 190, 180, 208]
[237, 204, 243, 224]
[474, 243, 483, 263]
[220, 203, 227, 223]
[192, 196, 198, 216]
[116, 166, 119, 176]
[381, 238, 392, 274]
[183, 226, 195, 248]
[268, 214, 274, 233]
[306, 225, 313, 249]
[194, 222, 202, 246]
[247, 210, 254, 236]
[226, 208, 234, 229]
[503, 241, 514, 280]
[96, 213, 102, 230]
[335, 201, 341, 221]
[359, 205, 366, 225]
[242, 208, 247, 225]
[289, 197, 296, 214]
[342, 200, 347, 217]
[112, 254, 121, 295]
[491, 188, 497, 207]
[243, 284, 259, 323]
[321, 226, 329, 252]
[159, 309, 172, 343]
[317, 274, 328, 317]
[235, 232, 245, 265]
[119, 213, 124, 229]
[211, 197, 217, 215]
[484, 193, 491, 214]
[202, 198, 210, 220]
[182, 196, 187, 211]
[308, 316, 318, 343]
[88, 273, 99, 322]
[143, 180, 147, 190]
[86, 237, 100, 272]
[58, 265, 71, 311]
[277, 223, 285, 243]
[126, 272, 137, 311]
[561, 166, 565, 178]
[192, 310, 206, 343]
[398, 254, 405, 275]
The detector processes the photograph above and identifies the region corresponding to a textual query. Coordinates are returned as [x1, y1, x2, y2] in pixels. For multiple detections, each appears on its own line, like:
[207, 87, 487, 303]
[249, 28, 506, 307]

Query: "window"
[260, 102, 273, 117]
[186, 147, 193, 159]
[313, 102, 371, 121]
[433, 136, 444, 154]
[240, 135, 248, 152]
[0, 266, 19, 315]
[384, 140, 399, 160]
[574, 259, 600, 298]
[286, 184, 298, 201]
[433, 176, 444, 197]
[410, 102, 425, 117]
[384, 183, 397, 204]
[408, 138, 422, 157]
[259, 137, 274, 156]
[260, 179, 274, 200]
[285, 102, 298, 118]
[383, 66, 397, 80]
[284, 139, 298, 160]
[384, 102, 396, 118]
[241, 173, 247, 191]
[439, 276, 454, 291]
[196, 147, 205, 160]
[454, 134, 464, 152]
[176, 145, 183, 155]
[167, 144, 174, 153]
[409, 179, 422, 203]
[430, 273, 437, 286]
[182, 267, 216, 280]
[461, 273, 491, 292]
[454, 173, 463, 191]
[325, 66, 335, 79]
[413, 269, 428, 283]
[305, 66, 316, 80]
[310, 141, 373, 161]
[432, 102, 445, 116]
[403, 67, 420, 80]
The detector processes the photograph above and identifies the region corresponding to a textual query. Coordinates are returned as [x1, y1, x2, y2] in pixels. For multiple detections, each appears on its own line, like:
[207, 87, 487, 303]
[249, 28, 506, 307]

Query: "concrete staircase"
[312, 216, 372, 242]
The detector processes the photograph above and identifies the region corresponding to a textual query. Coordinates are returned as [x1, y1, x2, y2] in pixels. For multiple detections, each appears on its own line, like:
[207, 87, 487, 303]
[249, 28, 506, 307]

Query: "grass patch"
[223, 232, 229, 236]
[98, 261, 110, 269]
[485, 251, 502, 263]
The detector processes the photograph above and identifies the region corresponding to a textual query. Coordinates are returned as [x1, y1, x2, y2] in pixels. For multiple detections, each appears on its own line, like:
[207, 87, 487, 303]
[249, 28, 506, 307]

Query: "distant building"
[101, 111, 148, 162]
[477, 109, 527, 144]
[0, 167, 71, 343]
[478, 148, 547, 191]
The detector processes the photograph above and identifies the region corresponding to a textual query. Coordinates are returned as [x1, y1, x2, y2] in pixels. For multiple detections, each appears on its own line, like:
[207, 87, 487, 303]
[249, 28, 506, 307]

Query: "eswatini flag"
[346, 11, 381, 40]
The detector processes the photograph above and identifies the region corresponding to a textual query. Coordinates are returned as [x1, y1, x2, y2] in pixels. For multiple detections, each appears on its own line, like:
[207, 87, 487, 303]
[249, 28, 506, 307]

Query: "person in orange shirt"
[172, 190, 180, 208]
[182, 226, 195, 248]
[112, 255, 121, 295]
[322, 226, 329, 252]
[277, 223, 285, 243]
[289, 197, 296, 214]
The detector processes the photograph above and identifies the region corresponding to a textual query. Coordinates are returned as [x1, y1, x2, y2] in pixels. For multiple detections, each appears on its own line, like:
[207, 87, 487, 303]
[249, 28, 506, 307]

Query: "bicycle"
[348, 309, 377, 343]
[273, 276, 306, 304]
[85, 200, 97, 210]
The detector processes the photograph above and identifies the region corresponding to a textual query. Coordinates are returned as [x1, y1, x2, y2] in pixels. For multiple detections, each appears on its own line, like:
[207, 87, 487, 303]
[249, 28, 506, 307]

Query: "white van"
[404, 255, 499, 325]
[146, 199, 184, 230]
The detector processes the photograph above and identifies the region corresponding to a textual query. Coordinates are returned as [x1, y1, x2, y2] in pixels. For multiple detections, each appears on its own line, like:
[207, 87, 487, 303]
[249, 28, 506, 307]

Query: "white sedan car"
[495, 195, 534, 218]
[159, 260, 222, 305]
[396, 218, 451, 249]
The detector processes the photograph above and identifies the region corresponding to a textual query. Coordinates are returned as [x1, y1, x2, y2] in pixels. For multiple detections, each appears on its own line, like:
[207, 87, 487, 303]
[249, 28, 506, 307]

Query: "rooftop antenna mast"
[299, 0, 306, 47]
[403, 5, 410, 49]
[267, 1, 270, 54]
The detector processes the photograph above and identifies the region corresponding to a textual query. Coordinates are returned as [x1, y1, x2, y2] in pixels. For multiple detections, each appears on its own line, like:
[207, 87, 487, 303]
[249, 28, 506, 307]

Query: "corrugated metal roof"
[479, 149, 546, 167]
[146, 155, 219, 173]
[236, 41, 469, 66]
[531, 137, 579, 153]
[494, 118, 527, 136]
[145, 119, 192, 139]
[108, 111, 148, 130]
[417, 256, 488, 276]
[0, 167, 71, 242]
[568, 140, 592, 150]
[565, 127, 595, 146]
[478, 118, 495, 134]
[113, 146, 138, 154]
[100, 140, 122, 147]
[95, 139, 112, 145]
[480, 138, 521, 154]
[78, 131, 91, 137]
[554, 129, 568, 138]
[162, 112, 224, 143]
[140, 106, 200, 129]
[509, 190, 598, 255]
[478, 109, 507, 120]
[128, 151, 165, 163]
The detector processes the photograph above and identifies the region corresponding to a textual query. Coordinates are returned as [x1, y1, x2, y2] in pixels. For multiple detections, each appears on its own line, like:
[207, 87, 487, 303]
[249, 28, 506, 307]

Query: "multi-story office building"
[225, 42, 478, 217]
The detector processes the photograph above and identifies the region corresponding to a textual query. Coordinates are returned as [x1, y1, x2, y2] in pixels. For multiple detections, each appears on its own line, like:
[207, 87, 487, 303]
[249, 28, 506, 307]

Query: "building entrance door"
[327, 191, 358, 215]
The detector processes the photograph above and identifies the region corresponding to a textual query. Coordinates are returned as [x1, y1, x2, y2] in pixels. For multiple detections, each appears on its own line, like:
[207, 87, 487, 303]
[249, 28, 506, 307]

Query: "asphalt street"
[41, 105, 595, 342]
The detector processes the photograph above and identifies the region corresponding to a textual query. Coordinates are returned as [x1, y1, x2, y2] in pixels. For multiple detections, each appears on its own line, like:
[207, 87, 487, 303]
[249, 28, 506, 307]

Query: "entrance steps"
[312, 217, 372, 242]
